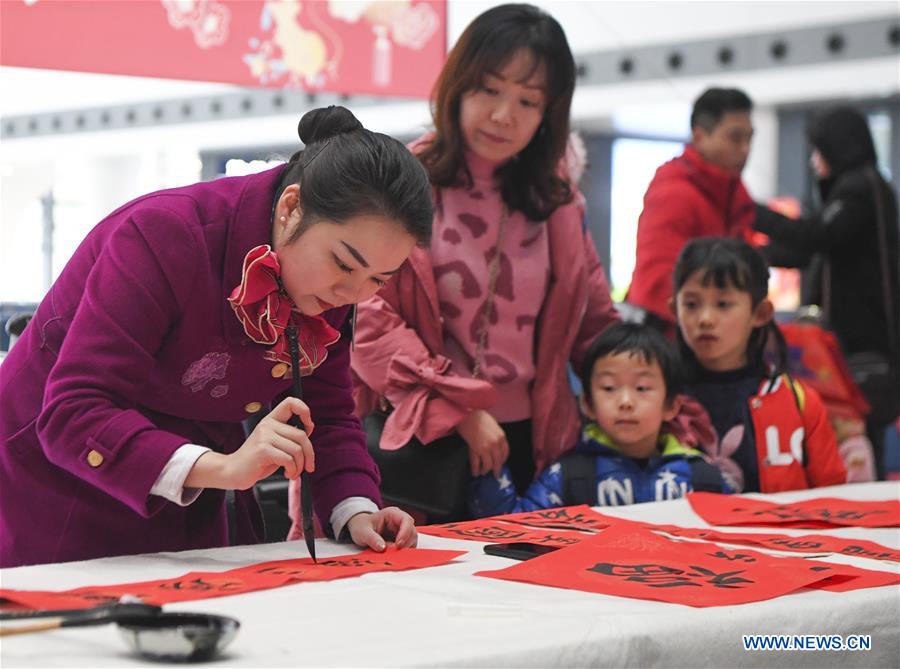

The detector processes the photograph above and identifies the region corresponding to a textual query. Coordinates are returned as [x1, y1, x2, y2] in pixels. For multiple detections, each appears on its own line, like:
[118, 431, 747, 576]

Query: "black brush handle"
[286, 325, 317, 562]
[0, 602, 160, 625]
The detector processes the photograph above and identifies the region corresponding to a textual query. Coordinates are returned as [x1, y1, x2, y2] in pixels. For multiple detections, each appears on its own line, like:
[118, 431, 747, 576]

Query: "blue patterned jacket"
[468, 424, 731, 518]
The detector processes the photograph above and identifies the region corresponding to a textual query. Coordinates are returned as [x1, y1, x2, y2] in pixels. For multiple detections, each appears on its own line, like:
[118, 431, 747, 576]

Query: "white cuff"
[330, 496, 379, 540]
[150, 444, 210, 506]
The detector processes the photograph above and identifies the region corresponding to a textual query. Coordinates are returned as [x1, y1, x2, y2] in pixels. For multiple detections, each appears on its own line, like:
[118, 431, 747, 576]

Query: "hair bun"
[297, 105, 364, 145]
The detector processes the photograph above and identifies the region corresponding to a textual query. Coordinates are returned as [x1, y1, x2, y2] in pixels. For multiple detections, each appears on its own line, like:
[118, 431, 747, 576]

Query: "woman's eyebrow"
[340, 241, 369, 268]
[340, 241, 401, 276]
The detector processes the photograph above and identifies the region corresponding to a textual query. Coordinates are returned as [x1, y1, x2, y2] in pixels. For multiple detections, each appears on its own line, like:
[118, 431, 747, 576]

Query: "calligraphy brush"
[0, 602, 161, 636]
[286, 325, 317, 563]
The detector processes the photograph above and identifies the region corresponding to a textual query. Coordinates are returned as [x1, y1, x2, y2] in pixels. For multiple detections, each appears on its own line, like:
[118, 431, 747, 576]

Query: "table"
[2, 482, 898, 668]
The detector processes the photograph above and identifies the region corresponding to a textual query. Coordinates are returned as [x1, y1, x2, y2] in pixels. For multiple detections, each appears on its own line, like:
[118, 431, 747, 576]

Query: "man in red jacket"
[628, 88, 758, 331]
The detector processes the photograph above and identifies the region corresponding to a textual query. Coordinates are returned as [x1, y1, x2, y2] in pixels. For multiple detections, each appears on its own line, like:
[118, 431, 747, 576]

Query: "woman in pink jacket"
[347, 4, 618, 522]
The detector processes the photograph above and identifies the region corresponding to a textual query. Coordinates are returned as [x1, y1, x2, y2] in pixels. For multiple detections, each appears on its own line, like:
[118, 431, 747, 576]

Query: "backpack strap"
[689, 458, 730, 493]
[560, 453, 597, 506]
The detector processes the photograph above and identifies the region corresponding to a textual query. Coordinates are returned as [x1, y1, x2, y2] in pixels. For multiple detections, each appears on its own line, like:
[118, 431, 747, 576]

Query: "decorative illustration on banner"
[242, 1, 440, 89]
[162, 0, 231, 48]
[0, 1, 446, 97]
[243, 1, 339, 87]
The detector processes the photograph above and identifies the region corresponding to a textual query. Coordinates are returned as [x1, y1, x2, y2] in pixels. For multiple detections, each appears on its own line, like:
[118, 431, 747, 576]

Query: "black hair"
[672, 237, 788, 380]
[275, 105, 433, 246]
[690, 87, 753, 132]
[579, 322, 684, 403]
[417, 3, 576, 222]
[807, 105, 878, 178]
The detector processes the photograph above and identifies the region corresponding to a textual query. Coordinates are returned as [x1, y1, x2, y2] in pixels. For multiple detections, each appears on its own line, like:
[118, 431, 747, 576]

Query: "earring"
[280, 216, 286, 222]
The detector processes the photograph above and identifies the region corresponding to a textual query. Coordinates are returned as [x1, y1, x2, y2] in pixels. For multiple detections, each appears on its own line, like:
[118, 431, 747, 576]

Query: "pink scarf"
[228, 245, 339, 376]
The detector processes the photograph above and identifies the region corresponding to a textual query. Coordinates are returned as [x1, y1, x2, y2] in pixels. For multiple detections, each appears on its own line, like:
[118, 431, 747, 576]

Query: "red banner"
[492, 505, 624, 532]
[423, 504, 900, 566]
[802, 560, 900, 593]
[688, 493, 900, 528]
[0, 0, 446, 97]
[421, 519, 589, 548]
[648, 525, 900, 564]
[0, 547, 463, 611]
[476, 525, 899, 607]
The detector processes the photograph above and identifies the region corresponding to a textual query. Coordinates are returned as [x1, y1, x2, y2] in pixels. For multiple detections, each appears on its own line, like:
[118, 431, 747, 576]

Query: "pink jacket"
[351, 184, 619, 473]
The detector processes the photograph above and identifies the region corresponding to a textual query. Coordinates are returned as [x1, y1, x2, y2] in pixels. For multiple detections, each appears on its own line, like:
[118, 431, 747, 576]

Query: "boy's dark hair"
[276, 105, 433, 246]
[417, 3, 576, 222]
[672, 236, 789, 380]
[579, 322, 684, 403]
[690, 87, 753, 132]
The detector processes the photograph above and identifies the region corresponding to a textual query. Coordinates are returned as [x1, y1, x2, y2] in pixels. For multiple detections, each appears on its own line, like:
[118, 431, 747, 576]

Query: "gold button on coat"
[86, 450, 104, 467]
[244, 401, 263, 413]
[271, 363, 289, 378]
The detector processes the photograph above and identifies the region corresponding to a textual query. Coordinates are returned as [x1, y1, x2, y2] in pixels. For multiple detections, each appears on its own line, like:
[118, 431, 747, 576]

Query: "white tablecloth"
[2, 482, 899, 668]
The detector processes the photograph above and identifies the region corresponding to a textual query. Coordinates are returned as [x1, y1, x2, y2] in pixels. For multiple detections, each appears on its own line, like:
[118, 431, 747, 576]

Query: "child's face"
[584, 352, 679, 459]
[675, 271, 771, 372]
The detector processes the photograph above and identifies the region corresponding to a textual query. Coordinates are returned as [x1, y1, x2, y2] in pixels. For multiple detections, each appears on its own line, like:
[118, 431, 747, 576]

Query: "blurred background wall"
[1, 0, 898, 318]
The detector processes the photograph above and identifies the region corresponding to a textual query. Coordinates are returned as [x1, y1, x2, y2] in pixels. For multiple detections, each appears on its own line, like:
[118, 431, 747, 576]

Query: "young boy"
[468, 322, 731, 517]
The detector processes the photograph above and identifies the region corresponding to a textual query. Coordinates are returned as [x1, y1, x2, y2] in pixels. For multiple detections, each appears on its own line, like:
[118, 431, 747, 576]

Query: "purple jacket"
[0, 166, 380, 567]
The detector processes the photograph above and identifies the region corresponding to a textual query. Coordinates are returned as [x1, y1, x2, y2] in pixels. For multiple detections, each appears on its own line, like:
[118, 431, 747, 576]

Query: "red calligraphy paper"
[420, 518, 588, 547]
[492, 505, 627, 532]
[688, 493, 900, 528]
[799, 559, 900, 592]
[648, 524, 900, 563]
[0, 547, 463, 611]
[476, 525, 850, 607]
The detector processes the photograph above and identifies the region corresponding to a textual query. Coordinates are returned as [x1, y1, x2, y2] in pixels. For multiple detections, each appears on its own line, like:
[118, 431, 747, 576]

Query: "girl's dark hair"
[579, 322, 684, 403]
[275, 105, 433, 245]
[672, 237, 788, 379]
[416, 3, 575, 222]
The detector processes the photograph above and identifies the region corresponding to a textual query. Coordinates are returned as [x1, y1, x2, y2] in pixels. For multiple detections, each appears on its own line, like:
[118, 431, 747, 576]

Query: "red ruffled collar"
[228, 245, 340, 376]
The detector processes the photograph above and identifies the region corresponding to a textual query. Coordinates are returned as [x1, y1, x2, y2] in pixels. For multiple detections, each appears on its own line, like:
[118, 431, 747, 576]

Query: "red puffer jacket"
[628, 145, 756, 324]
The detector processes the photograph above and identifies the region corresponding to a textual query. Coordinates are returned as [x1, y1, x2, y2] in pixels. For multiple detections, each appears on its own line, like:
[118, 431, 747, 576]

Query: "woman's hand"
[185, 397, 315, 490]
[346, 507, 418, 552]
[457, 409, 509, 477]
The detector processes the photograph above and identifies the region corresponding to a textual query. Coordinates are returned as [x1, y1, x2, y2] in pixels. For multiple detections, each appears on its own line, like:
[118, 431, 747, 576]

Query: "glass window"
[609, 137, 683, 300]
[867, 109, 892, 180]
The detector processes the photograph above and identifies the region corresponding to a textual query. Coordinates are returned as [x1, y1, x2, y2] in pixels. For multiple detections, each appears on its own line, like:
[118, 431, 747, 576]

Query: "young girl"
[0, 106, 429, 567]
[672, 237, 846, 493]
[346, 3, 619, 522]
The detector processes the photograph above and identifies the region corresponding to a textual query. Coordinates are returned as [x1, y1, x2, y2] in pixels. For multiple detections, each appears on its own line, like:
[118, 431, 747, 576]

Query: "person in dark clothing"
[754, 105, 900, 478]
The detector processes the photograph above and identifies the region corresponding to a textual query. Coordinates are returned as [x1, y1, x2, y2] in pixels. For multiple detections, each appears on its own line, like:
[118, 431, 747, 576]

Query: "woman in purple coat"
[0, 106, 430, 567]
